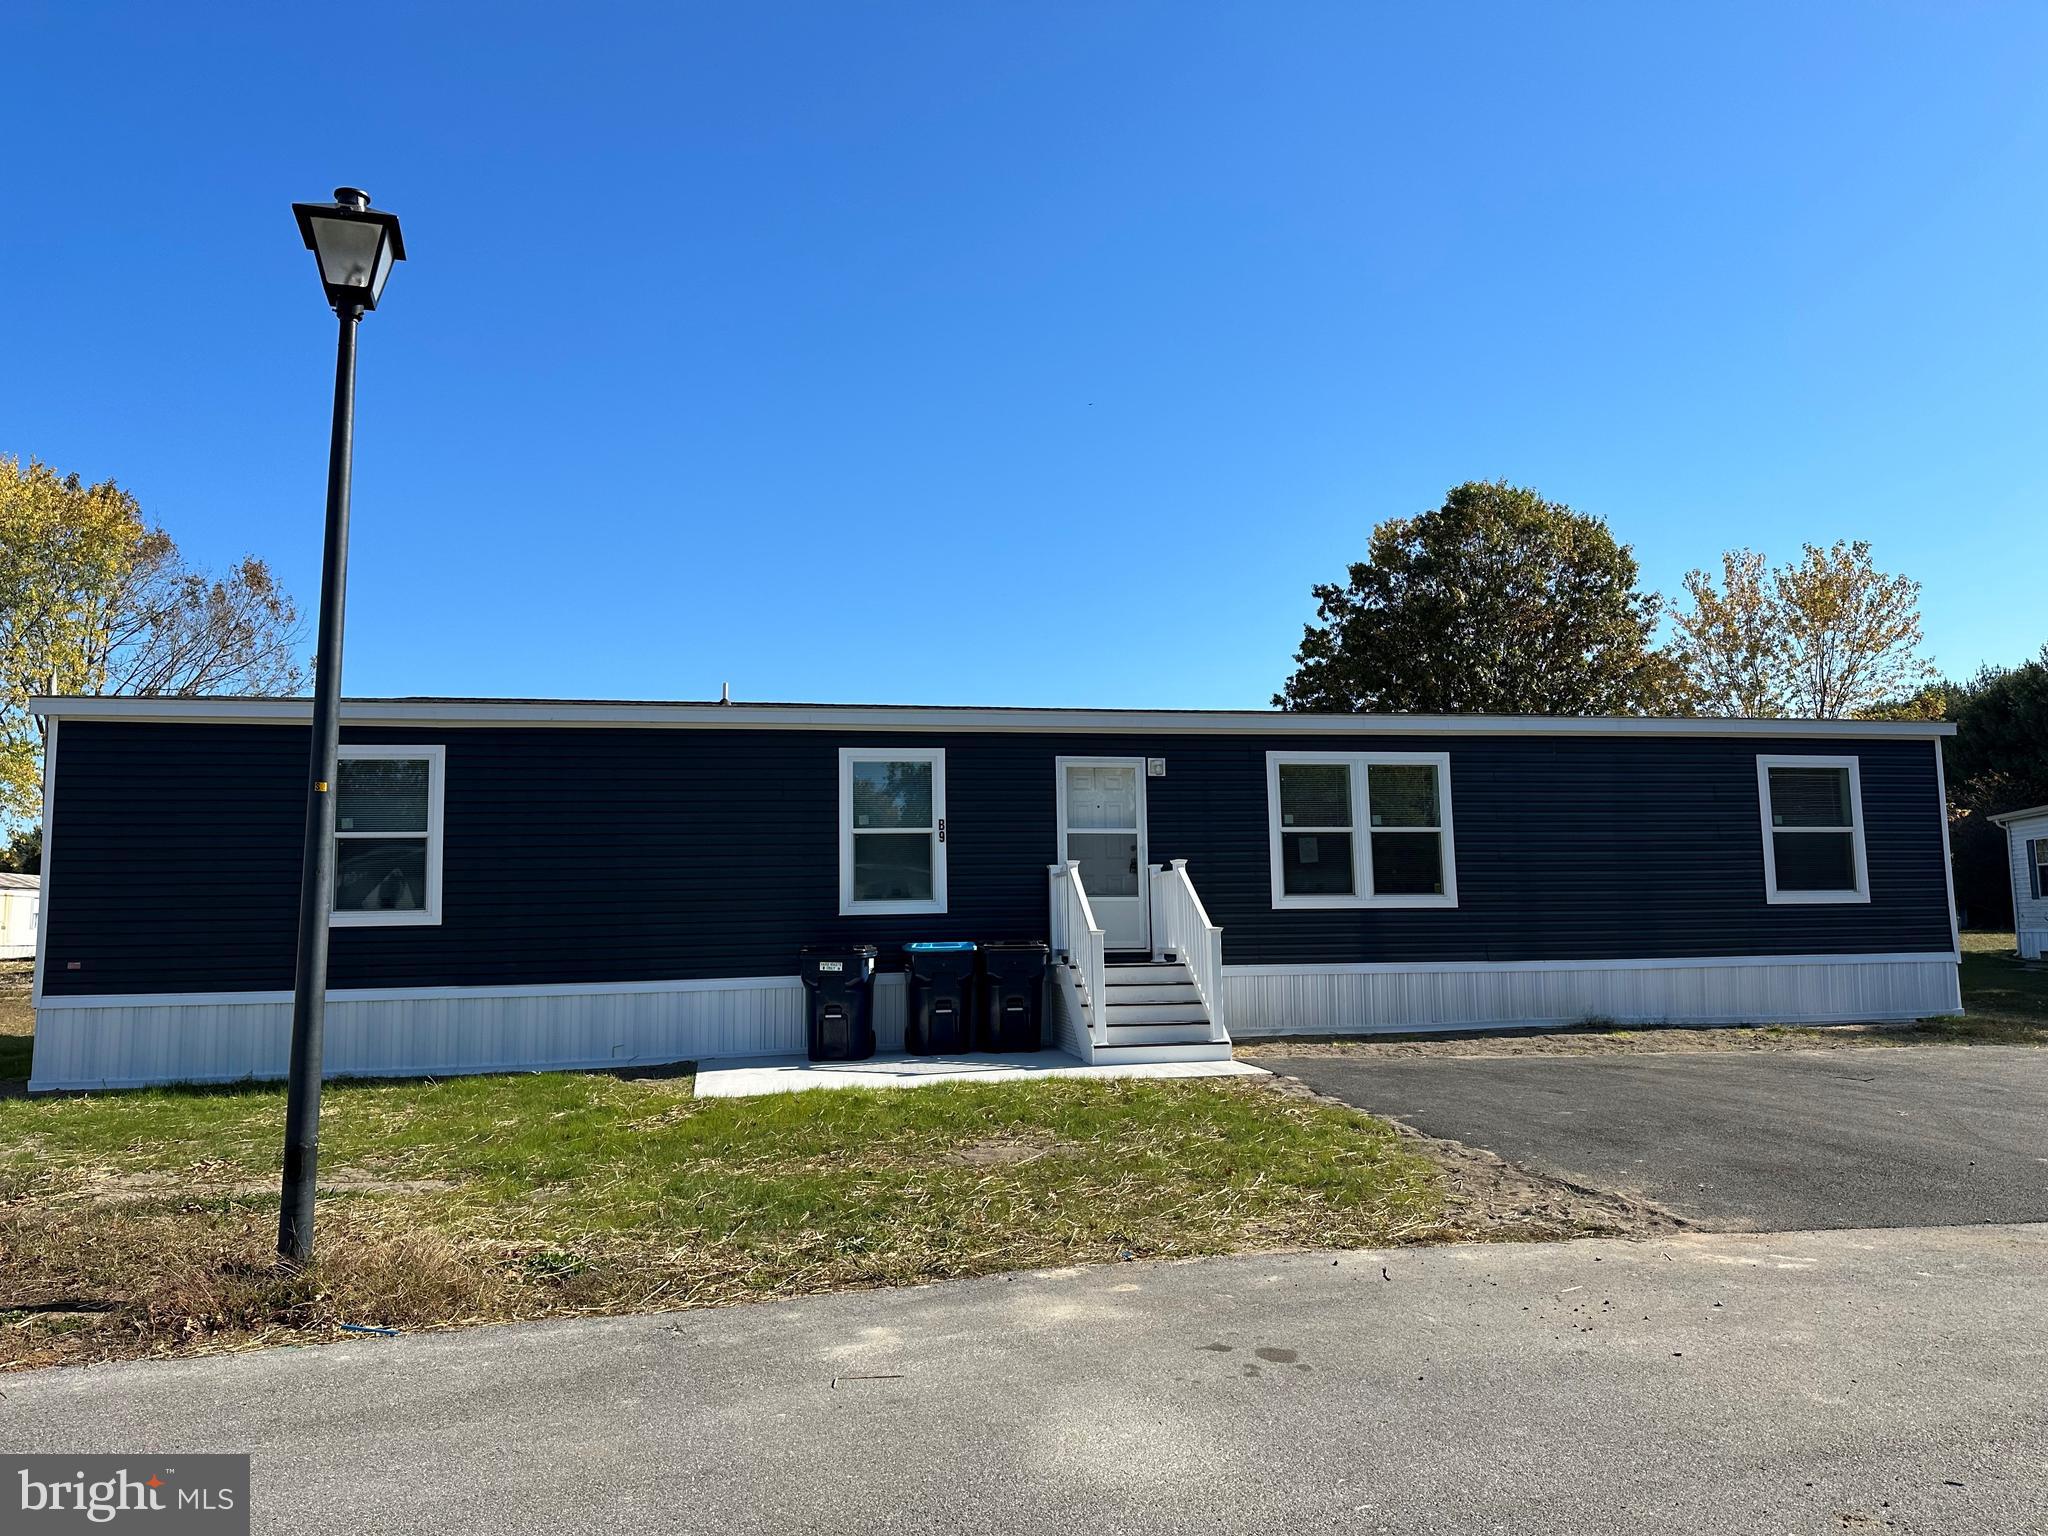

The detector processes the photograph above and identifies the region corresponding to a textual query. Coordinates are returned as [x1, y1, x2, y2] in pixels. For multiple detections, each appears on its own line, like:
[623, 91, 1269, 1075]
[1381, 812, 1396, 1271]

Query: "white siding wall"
[2005, 815, 2048, 961]
[32, 972, 912, 1093]
[1223, 954, 1962, 1038]
[32, 953, 1963, 1091]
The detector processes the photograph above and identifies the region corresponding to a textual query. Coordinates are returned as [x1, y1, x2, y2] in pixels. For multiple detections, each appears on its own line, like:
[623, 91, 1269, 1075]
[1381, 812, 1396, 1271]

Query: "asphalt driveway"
[1263, 1045, 2048, 1231]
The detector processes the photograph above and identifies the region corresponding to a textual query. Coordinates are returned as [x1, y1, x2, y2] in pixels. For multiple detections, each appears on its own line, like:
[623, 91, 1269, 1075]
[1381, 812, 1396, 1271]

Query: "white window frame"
[838, 746, 947, 916]
[1756, 754, 1870, 906]
[2028, 837, 2045, 902]
[1265, 751, 1457, 910]
[332, 744, 446, 927]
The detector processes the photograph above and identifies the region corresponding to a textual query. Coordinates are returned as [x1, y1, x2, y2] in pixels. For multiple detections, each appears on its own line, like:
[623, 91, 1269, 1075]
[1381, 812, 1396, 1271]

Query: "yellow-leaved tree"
[0, 456, 306, 821]
[1666, 540, 1934, 719]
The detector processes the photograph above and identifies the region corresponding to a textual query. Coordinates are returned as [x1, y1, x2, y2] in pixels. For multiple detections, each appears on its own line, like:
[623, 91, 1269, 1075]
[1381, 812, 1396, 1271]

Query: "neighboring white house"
[1990, 804, 2048, 960]
[0, 872, 37, 961]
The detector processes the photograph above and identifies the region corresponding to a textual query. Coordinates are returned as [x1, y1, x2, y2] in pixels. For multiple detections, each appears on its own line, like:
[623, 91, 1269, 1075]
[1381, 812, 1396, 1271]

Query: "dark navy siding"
[40, 720, 1954, 997]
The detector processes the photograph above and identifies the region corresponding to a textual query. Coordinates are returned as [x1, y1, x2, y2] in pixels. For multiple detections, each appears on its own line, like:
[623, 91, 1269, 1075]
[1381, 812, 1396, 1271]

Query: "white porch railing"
[1048, 860, 1108, 1046]
[1150, 859, 1227, 1043]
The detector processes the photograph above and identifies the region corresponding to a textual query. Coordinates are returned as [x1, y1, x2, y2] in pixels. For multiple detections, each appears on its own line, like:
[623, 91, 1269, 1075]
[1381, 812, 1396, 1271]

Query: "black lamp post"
[278, 188, 405, 1267]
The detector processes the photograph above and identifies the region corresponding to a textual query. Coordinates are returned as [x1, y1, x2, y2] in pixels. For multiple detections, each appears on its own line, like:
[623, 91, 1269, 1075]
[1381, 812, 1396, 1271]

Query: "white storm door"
[1057, 758, 1149, 952]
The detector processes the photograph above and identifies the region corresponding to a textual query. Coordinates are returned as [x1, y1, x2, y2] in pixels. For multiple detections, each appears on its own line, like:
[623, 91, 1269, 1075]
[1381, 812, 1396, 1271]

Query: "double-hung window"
[1757, 755, 1869, 904]
[839, 747, 947, 915]
[332, 745, 446, 926]
[1266, 752, 1456, 909]
[2028, 837, 2046, 901]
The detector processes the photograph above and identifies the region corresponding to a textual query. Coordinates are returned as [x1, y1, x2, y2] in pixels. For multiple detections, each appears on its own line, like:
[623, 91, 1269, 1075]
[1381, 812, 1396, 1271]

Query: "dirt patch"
[75, 1169, 459, 1204]
[1260, 1073, 1686, 1242]
[942, 1137, 1057, 1168]
[1237, 1020, 1930, 1061]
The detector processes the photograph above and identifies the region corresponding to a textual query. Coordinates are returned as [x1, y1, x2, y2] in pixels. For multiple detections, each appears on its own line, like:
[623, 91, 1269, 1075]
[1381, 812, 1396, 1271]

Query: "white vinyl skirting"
[1220, 954, 1962, 1038]
[30, 974, 907, 1093]
[28, 953, 1961, 1091]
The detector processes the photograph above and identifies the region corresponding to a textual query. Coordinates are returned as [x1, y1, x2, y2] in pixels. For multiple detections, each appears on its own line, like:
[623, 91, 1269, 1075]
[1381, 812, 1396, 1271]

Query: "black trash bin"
[978, 940, 1048, 1053]
[904, 941, 978, 1055]
[800, 944, 879, 1061]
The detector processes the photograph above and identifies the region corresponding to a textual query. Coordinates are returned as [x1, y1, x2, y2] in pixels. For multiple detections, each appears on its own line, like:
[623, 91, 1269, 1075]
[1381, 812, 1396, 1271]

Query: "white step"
[1089, 1040, 1237, 1065]
[1105, 962, 1192, 985]
[1103, 981, 1203, 1005]
[1102, 1000, 1210, 1026]
[1104, 1021, 1216, 1046]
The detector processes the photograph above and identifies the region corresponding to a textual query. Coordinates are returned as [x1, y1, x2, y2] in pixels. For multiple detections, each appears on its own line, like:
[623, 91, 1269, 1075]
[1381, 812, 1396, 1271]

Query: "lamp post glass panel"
[278, 189, 405, 1267]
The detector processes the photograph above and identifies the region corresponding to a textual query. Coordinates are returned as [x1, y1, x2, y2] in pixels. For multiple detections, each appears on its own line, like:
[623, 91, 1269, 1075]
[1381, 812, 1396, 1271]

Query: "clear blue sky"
[6, 2, 2044, 709]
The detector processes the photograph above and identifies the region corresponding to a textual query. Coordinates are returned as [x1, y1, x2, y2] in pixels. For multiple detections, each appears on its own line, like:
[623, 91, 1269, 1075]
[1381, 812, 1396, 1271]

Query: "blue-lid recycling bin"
[904, 941, 978, 1055]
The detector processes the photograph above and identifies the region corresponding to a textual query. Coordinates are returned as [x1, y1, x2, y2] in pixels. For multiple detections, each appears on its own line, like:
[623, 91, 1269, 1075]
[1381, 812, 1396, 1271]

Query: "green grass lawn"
[0, 1065, 1446, 1371]
[0, 961, 31, 1084]
[1941, 930, 2048, 1042]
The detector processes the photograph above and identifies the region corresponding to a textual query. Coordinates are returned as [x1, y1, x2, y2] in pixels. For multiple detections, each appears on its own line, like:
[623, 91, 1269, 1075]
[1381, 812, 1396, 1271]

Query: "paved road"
[7, 1226, 2047, 1534]
[1265, 1045, 2048, 1231]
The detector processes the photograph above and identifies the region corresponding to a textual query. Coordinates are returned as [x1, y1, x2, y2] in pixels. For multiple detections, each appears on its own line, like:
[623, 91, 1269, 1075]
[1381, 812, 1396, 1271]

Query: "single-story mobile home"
[0, 871, 37, 961]
[25, 696, 1960, 1092]
[1990, 803, 2048, 960]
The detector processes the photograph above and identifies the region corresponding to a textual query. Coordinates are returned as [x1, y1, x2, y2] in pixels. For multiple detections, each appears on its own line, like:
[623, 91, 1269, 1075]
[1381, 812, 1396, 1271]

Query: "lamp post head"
[292, 188, 405, 314]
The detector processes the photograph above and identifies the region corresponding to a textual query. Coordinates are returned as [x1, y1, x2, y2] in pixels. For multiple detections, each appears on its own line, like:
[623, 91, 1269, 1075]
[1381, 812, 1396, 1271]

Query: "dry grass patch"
[0, 959, 32, 1087]
[0, 1070, 1445, 1371]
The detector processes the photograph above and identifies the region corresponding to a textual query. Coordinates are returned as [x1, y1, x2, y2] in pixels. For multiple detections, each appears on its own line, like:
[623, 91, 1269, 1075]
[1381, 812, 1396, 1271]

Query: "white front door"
[1057, 758, 1149, 952]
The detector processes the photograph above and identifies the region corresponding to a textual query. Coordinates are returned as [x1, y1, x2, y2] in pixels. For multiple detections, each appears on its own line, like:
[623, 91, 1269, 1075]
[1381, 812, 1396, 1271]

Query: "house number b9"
[937, 818, 947, 843]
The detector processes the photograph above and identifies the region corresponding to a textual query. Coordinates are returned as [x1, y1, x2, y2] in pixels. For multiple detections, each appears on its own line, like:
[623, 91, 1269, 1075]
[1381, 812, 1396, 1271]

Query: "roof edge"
[1989, 803, 2048, 826]
[25, 695, 1959, 739]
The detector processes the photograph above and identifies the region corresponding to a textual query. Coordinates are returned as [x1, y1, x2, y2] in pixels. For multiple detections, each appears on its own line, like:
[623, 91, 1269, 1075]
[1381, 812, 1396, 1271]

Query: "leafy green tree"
[1946, 649, 2048, 813]
[1276, 481, 1683, 715]
[1862, 655, 2048, 930]
[0, 824, 38, 875]
[1669, 540, 1934, 718]
[1851, 682, 1953, 722]
[1941, 653, 2048, 930]
[0, 456, 306, 822]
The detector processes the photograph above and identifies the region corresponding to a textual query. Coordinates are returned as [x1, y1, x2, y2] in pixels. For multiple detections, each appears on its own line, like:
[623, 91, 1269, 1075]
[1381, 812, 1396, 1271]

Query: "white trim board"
[28, 715, 56, 1006]
[32, 972, 829, 1011]
[26, 695, 1955, 739]
[36, 953, 1956, 1013]
[1225, 951, 1959, 977]
[1934, 739, 1961, 955]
